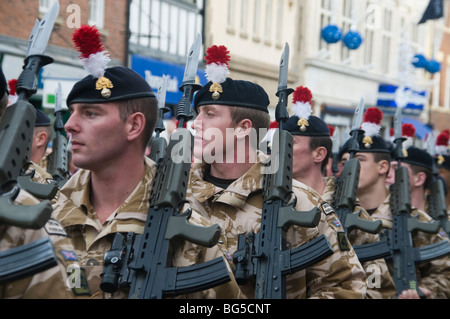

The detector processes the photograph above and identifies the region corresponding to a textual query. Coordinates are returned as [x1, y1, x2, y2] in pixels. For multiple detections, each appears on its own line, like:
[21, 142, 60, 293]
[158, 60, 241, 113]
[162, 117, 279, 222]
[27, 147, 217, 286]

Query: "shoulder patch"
[337, 231, 351, 251]
[44, 218, 68, 236]
[67, 267, 91, 296]
[321, 202, 335, 215]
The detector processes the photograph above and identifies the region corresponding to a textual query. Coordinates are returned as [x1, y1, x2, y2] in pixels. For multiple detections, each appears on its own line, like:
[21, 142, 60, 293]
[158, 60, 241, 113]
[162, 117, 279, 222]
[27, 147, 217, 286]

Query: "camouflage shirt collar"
[55, 157, 156, 228]
[189, 151, 267, 207]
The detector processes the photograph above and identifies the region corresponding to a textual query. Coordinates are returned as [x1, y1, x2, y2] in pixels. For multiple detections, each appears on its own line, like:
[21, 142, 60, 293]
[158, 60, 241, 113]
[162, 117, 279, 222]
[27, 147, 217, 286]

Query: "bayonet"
[181, 33, 202, 86]
[26, 2, 60, 57]
[275, 43, 294, 127]
[177, 33, 202, 128]
[149, 75, 169, 163]
[18, 0, 59, 100]
[351, 97, 365, 132]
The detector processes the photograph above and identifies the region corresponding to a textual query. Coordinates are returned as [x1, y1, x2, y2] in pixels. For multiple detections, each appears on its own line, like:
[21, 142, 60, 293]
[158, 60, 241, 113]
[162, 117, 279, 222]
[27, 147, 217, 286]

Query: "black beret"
[66, 66, 155, 106]
[437, 154, 450, 171]
[339, 134, 390, 159]
[194, 78, 269, 113]
[403, 146, 433, 171]
[283, 115, 330, 137]
[35, 109, 51, 127]
[0, 67, 6, 96]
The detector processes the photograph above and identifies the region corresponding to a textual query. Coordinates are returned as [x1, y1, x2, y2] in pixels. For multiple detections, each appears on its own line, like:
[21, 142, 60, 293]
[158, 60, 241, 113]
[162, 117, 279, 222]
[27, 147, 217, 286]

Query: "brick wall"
[0, 0, 127, 64]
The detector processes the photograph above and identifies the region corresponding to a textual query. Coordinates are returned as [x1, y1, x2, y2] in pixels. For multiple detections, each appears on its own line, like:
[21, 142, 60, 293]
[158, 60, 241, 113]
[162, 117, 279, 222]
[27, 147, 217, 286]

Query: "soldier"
[340, 107, 450, 299]
[282, 87, 395, 299]
[0, 67, 85, 298]
[51, 26, 242, 298]
[187, 45, 367, 299]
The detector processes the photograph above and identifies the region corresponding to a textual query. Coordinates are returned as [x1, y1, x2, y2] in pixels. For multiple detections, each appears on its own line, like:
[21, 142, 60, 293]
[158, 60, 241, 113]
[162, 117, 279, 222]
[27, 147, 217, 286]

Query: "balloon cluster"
[321, 24, 363, 50]
[412, 53, 441, 74]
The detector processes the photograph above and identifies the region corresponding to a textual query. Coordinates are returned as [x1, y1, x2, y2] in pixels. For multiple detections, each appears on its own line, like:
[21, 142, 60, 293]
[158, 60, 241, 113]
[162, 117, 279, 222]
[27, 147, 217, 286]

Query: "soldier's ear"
[378, 159, 390, 176]
[235, 119, 252, 138]
[126, 112, 146, 142]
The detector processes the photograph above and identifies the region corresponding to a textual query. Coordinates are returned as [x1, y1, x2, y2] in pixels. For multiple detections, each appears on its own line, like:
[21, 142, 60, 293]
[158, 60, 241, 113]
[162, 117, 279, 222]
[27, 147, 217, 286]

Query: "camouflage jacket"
[187, 152, 367, 299]
[0, 189, 84, 298]
[52, 156, 242, 299]
[370, 191, 450, 298]
[323, 177, 396, 299]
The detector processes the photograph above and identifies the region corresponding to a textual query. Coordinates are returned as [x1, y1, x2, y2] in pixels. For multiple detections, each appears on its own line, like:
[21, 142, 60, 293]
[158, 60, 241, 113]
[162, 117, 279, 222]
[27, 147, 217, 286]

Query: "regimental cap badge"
[361, 107, 383, 149]
[292, 86, 313, 132]
[72, 25, 112, 99]
[204, 45, 230, 101]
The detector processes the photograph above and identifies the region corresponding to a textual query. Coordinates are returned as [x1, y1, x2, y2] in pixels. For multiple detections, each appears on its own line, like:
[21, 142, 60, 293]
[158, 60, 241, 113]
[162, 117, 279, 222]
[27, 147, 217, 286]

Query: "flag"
[418, 0, 444, 24]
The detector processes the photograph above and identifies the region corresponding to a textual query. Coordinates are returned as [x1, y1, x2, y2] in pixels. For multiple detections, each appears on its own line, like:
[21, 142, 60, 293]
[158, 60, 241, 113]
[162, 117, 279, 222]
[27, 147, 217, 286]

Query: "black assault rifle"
[233, 43, 333, 299]
[47, 83, 70, 188]
[354, 107, 450, 297]
[332, 98, 383, 235]
[0, 2, 60, 283]
[100, 35, 231, 298]
[425, 132, 450, 237]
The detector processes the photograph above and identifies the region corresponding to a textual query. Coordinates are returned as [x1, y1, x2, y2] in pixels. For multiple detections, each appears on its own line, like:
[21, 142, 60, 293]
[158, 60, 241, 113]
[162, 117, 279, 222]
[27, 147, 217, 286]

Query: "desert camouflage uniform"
[0, 189, 84, 298]
[52, 156, 243, 299]
[322, 177, 396, 299]
[187, 152, 367, 299]
[371, 190, 450, 298]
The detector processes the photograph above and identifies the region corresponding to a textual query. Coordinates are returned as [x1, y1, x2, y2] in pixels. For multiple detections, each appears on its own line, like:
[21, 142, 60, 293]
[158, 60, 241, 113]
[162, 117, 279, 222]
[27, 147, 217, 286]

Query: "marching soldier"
[187, 45, 367, 299]
[0, 68, 85, 299]
[51, 26, 242, 299]
[340, 107, 450, 298]
[282, 86, 395, 299]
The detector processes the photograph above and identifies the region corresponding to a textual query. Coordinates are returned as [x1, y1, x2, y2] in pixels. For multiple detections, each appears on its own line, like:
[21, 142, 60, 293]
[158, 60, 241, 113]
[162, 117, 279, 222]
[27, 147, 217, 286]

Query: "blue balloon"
[412, 54, 428, 68]
[425, 59, 441, 74]
[321, 24, 342, 44]
[343, 30, 363, 50]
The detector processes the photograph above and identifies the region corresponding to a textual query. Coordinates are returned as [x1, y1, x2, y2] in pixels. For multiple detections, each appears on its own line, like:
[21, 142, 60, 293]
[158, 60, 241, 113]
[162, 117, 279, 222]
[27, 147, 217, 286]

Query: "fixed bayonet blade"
[351, 97, 365, 131]
[181, 33, 202, 86]
[332, 126, 340, 154]
[277, 43, 290, 92]
[426, 132, 437, 157]
[54, 83, 62, 115]
[394, 106, 403, 141]
[157, 75, 169, 110]
[27, 1, 60, 57]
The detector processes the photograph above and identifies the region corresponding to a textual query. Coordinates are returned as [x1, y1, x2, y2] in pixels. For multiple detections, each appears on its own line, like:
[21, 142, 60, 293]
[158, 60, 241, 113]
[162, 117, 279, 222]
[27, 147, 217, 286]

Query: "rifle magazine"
[0, 237, 57, 283]
[414, 240, 450, 264]
[353, 238, 391, 262]
[287, 234, 334, 273]
[164, 257, 231, 297]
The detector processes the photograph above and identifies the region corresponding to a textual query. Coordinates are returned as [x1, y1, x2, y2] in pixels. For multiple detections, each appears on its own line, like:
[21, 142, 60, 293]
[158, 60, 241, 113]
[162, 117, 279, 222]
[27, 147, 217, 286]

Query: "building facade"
[204, 0, 449, 143]
[0, 0, 447, 140]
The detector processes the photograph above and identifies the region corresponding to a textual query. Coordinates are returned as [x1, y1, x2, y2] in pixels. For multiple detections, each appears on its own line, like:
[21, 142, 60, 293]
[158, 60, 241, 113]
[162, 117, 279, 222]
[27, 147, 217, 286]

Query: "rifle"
[330, 126, 340, 175]
[332, 98, 383, 235]
[0, 1, 60, 283]
[425, 132, 450, 237]
[47, 83, 70, 188]
[354, 106, 450, 297]
[100, 34, 231, 298]
[148, 75, 169, 163]
[232, 43, 333, 299]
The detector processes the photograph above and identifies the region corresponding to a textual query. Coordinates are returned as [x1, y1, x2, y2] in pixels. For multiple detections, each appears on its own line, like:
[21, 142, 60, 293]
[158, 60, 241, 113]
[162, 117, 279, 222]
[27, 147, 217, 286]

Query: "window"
[318, 0, 332, 54]
[240, 0, 248, 38]
[381, 8, 393, 74]
[227, 0, 235, 33]
[253, 0, 260, 41]
[264, 0, 272, 45]
[129, 0, 203, 63]
[39, 0, 57, 13]
[340, 0, 353, 62]
[89, 0, 105, 29]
